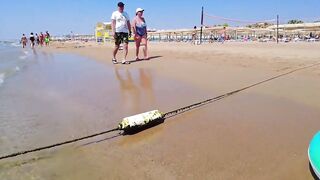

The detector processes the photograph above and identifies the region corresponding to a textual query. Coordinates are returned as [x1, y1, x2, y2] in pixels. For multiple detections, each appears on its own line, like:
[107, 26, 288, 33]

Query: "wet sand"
[1, 42, 320, 179]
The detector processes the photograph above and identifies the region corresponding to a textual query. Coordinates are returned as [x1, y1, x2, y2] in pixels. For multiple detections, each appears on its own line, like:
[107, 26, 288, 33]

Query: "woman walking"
[20, 34, 28, 48]
[29, 32, 35, 48]
[132, 8, 149, 60]
[45, 31, 50, 46]
[39, 32, 44, 46]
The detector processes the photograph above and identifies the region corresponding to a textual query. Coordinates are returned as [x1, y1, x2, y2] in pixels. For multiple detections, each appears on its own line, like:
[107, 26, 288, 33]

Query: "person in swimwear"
[132, 8, 149, 60]
[39, 32, 44, 46]
[45, 31, 50, 46]
[35, 33, 40, 46]
[29, 32, 35, 48]
[20, 34, 28, 48]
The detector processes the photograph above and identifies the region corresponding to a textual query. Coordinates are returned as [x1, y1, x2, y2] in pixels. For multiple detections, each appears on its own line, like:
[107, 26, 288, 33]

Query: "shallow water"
[0, 46, 32, 86]
[0, 48, 209, 179]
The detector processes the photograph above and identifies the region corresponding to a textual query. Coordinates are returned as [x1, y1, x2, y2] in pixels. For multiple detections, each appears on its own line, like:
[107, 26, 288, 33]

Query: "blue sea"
[0, 40, 31, 86]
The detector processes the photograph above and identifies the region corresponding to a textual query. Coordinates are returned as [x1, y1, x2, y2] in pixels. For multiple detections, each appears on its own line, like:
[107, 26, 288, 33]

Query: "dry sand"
[3, 41, 320, 179]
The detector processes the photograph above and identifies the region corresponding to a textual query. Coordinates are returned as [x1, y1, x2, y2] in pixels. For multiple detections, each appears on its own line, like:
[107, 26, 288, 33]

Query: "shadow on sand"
[310, 162, 320, 180]
[129, 56, 163, 64]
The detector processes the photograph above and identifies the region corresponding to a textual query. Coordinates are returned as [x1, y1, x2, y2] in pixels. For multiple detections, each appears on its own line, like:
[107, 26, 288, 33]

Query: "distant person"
[45, 36, 50, 46]
[45, 31, 50, 46]
[45, 31, 50, 38]
[35, 33, 40, 46]
[310, 32, 313, 38]
[39, 32, 44, 46]
[29, 32, 35, 48]
[20, 34, 27, 48]
[192, 26, 197, 45]
[220, 27, 226, 43]
[111, 2, 131, 64]
[209, 32, 214, 43]
[132, 8, 149, 60]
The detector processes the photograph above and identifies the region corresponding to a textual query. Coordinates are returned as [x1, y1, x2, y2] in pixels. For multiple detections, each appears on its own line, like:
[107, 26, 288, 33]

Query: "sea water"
[0, 40, 31, 87]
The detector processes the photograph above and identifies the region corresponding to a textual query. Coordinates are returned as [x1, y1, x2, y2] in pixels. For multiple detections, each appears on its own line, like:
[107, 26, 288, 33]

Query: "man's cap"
[118, 2, 125, 7]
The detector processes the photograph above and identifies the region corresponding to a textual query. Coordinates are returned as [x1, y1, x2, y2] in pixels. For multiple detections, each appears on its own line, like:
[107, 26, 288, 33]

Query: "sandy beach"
[1, 41, 320, 180]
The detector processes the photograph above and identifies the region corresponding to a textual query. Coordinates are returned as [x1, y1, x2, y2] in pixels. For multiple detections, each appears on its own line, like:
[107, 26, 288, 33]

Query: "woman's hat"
[136, 8, 144, 13]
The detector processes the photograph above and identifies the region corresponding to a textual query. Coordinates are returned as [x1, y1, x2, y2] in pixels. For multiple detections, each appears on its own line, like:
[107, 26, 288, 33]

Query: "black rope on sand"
[0, 128, 119, 160]
[1, 62, 320, 161]
[163, 62, 320, 118]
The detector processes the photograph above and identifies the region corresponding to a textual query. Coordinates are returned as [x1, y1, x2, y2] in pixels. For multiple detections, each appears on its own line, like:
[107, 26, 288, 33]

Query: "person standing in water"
[45, 31, 50, 46]
[29, 32, 35, 48]
[45, 31, 50, 38]
[39, 32, 44, 46]
[20, 34, 27, 48]
[111, 2, 131, 64]
[35, 33, 40, 46]
[132, 8, 149, 60]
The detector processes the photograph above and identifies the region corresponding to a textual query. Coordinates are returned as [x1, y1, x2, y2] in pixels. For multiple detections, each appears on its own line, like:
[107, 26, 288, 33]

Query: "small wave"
[0, 73, 5, 86]
[0, 66, 22, 87]
[19, 55, 27, 60]
[10, 42, 21, 47]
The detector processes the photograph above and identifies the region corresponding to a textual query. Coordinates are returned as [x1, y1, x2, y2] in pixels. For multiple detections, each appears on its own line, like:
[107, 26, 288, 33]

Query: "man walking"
[111, 2, 132, 64]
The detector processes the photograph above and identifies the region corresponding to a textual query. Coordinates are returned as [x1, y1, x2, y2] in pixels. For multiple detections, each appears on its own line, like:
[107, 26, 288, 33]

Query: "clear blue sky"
[0, 0, 319, 40]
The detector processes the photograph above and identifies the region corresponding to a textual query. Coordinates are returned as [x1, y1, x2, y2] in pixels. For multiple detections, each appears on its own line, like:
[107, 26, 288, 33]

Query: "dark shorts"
[114, 32, 129, 45]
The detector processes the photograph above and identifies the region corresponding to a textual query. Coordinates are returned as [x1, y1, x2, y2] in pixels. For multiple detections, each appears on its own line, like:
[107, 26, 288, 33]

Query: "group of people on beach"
[20, 31, 50, 48]
[111, 2, 148, 65]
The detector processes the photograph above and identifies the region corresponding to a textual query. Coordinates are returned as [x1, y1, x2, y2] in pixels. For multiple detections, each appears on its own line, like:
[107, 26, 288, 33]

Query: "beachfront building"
[95, 22, 112, 42]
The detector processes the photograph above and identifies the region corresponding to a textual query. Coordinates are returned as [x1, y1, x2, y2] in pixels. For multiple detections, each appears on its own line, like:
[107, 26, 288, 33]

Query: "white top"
[111, 11, 130, 33]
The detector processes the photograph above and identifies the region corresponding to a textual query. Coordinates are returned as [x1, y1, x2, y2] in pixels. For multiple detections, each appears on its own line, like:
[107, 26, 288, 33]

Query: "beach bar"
[95, 22, 112, 42]
[148, 22, 320, 43]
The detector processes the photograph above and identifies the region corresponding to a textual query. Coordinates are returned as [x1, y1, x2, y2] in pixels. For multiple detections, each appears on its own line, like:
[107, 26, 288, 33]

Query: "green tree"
[222, 23, 229, 27]
[288, 19, 304, 24]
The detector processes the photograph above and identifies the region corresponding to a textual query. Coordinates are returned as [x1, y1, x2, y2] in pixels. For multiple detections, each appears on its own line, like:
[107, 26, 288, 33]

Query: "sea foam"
[0, 73, 5, 86]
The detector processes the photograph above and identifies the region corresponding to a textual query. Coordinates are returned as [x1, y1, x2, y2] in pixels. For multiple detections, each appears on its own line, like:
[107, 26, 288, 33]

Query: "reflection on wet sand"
[139, 68, 155, 106]
[114, 68, 156, 114]
[32, 48, 37, 56]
